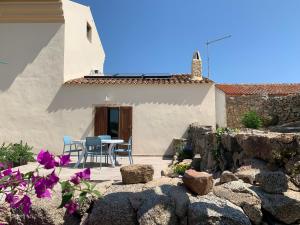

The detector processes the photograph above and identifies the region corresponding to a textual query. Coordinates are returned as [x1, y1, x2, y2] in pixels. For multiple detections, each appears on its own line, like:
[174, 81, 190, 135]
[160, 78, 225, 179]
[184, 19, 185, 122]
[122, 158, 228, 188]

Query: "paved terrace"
[15, 156, 172, 182]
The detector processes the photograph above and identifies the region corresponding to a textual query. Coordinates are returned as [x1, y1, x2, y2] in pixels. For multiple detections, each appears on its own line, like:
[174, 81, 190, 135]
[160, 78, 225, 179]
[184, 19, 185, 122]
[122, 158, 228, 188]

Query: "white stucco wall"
[0, 23, 66, 152]
[63, 0, 105, 81]
[215, 88, 227, 128]
[49, 83, 217, 156]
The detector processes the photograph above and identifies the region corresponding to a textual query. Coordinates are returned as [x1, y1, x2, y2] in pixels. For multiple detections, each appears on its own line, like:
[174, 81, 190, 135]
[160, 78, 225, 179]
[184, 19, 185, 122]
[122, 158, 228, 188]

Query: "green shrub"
[0, 141, 34, 167]
[173, 163, 190, 175]
[241, 111, 262, 129]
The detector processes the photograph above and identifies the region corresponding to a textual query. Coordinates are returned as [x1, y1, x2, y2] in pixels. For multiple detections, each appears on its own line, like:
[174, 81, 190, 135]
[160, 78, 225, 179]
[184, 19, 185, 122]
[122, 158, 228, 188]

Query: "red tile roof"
[216, 84, 300, 96]
[65, 74, 213, 85]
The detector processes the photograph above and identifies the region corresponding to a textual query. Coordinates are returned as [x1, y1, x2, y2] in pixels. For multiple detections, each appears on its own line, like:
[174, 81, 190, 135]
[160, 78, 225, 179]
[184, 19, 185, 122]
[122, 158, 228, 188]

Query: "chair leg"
[100, 149, 102, 169]
[83, 153, 87, 168]
[130, 153, 133, 164]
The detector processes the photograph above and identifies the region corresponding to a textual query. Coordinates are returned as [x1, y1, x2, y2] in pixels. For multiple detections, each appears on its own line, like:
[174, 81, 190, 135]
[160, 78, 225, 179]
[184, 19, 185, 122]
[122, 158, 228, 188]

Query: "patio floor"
[16, 156, 172, 182]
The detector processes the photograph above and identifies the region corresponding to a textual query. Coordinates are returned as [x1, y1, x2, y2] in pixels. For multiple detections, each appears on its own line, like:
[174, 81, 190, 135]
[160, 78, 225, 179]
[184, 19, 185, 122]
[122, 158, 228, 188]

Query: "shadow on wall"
[0, 23, 63, 91]
[47, 84, 213, 112]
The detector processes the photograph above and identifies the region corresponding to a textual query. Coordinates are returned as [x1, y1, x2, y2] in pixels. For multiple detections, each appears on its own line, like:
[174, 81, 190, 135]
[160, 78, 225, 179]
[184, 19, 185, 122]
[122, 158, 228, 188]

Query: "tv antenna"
[206, 34, 231, 78]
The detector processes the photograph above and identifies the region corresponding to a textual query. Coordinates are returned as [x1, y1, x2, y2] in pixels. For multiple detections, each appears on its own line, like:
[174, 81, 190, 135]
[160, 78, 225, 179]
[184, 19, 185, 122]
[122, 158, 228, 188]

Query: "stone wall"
[226, 94, 300, 128]
[188, 124, 300, 186]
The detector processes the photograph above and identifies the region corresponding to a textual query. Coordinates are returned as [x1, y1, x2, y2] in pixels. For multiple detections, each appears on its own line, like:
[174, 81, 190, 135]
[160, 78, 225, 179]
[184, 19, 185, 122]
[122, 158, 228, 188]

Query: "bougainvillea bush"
[0, 149, 100, 216]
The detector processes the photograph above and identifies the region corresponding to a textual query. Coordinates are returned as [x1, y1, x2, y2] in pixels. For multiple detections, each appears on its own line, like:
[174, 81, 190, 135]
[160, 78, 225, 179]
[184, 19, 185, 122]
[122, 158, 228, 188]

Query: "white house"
[0, 0, 226, 156]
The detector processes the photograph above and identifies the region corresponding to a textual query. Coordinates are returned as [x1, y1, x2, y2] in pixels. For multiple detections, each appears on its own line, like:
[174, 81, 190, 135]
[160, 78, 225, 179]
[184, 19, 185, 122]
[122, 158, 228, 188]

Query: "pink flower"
[45, 171, 59, 189]
[64, 200, 79, 214]
[37, 150, 56, 169]
[14, 195, 32, 215]
[78, 168, 91, 180]
[70, 168, 90, 185]
[5, 193, 19, 207]
[58, 155, 71, 167]
[70, 175, 80, 185]
[2, 168, 12, 176]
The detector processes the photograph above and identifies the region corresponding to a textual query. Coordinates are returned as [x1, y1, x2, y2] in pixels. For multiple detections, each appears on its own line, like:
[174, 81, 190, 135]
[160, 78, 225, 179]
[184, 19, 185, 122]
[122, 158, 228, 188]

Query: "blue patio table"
[73, 139, 124, 168]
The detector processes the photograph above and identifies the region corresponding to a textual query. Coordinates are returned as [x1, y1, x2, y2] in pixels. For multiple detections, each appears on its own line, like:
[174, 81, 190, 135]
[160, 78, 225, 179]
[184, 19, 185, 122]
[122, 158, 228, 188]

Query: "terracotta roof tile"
[65, 74, 213, 85]
[216, 84, 300, 96]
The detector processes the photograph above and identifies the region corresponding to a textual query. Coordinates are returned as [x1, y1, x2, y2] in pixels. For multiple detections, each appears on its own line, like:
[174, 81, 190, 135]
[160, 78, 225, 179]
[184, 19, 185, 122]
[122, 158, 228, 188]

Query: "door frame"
[94, 105, 132, 140]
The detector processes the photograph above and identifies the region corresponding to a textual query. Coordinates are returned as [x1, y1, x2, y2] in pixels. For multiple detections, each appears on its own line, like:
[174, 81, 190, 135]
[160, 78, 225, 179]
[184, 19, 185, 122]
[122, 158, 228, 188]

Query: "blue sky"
[75, 0, 300, 83]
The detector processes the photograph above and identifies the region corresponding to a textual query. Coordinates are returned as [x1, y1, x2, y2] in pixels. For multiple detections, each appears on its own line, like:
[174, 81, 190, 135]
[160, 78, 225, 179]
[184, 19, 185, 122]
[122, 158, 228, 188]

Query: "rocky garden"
[1, 123, 300, 225]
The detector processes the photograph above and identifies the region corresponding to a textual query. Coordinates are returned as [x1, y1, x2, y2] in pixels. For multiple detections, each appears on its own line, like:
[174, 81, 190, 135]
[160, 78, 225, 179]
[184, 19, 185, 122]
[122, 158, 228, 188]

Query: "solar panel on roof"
[84, 73, 173, 79]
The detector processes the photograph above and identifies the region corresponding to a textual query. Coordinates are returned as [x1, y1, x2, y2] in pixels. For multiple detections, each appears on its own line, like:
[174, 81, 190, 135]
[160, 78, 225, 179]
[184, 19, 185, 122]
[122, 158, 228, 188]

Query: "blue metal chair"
[84, 137, 104, 168]
[63, 136, 81, 159]
[113, 137, 133, 164]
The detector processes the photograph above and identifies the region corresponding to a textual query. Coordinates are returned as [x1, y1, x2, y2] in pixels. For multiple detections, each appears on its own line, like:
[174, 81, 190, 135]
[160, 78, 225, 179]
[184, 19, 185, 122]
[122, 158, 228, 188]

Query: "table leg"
[108, 143, 116, 167]
[74, 143, 86, 168]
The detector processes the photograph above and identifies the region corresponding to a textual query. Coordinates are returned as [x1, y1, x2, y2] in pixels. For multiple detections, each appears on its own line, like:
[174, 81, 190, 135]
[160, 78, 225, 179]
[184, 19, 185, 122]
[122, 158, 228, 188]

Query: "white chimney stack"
[191, 51, 203, 80]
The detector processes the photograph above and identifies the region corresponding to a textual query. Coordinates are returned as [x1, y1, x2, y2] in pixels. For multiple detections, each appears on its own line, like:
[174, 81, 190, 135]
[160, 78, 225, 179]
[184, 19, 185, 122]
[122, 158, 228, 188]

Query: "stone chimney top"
[191, 50, 203, 80]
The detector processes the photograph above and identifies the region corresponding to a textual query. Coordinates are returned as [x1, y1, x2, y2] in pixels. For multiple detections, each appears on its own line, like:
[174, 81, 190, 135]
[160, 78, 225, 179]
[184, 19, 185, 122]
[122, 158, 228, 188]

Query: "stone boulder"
[182, 170, 213, 195]
[9, 193, 66, 225]
[140, 178, 190, 222]
[255, 171, 288, 194]
[161, 167, 179, 178]
[88, 178, 191, 225]
[191, 154, 201, 171]
[220, 171, 239, 184]
[88, 184, 144, 225]
[252, 187, 300, 224]
[235, 130, 299, 163]
[135, 188, 178, 225]
[213, 180, 262, 225]
[188, 194, 252, 225]
[120, 164, 154, 184]
[0, 203, 11, 225]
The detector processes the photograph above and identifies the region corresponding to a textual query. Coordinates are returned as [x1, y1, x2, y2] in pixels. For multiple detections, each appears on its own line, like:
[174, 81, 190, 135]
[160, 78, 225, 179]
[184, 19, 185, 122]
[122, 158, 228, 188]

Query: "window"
[94, 106, 132, 141]
[107, 108, 119, 138]
[87, 22, 92, 42]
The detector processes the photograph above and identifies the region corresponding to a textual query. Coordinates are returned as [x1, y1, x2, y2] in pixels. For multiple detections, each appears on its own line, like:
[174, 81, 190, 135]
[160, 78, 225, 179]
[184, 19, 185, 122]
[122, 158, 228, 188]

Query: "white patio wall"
[215, 87, 227, 128]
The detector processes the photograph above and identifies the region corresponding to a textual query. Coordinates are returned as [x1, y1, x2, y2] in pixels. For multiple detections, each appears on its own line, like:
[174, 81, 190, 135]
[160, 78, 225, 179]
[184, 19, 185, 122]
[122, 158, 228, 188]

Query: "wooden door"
[94, 107, 108, 136]
[119, 106, 132, 141]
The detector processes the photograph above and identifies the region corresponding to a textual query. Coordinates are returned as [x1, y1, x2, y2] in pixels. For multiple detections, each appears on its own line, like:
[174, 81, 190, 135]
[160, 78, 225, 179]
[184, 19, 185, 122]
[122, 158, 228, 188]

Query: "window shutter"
[94, 107, 108, 136]
[119, 106, 132, 141]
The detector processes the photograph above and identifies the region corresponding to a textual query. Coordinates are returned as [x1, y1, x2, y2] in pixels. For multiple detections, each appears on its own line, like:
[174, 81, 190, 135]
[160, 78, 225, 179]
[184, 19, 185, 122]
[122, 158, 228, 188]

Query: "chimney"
[191, 51, 203, 80]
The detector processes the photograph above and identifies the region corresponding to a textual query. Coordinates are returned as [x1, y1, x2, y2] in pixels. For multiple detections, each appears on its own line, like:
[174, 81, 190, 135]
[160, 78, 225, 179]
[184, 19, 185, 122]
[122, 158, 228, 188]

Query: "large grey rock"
[88, 178, 191, 225]
[235, 167, 259, 184]
[188, 194, 251, 225]
[120, 164, 154, 184]
[135, 188, 178, 225]
[220, 171, 239, 184]
[213, 180, 262, 225]
[0, 203, 11, 225]
[235, 130, 299, 163]
[255, 171, 288, 194]
[9, 185, 66, 225]
[251, 186, 300, 224]
[88, 184, 144, 225]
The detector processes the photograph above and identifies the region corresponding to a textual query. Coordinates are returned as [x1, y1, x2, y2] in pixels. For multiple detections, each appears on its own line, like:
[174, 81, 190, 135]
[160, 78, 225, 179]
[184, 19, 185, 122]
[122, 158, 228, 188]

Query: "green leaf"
[79, 191, 88, 205]
[60, 181, 72, 193]
[90, 183, 97, 191]
[82, 181, 91, 190]
[24, 171, 34, 179]
[92, 190, 101, 197]
[58, 192, 73, 209]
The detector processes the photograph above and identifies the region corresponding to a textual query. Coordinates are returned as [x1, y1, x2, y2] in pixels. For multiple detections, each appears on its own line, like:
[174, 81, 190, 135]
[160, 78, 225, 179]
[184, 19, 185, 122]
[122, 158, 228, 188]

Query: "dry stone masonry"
[226, 93, 300, 128]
